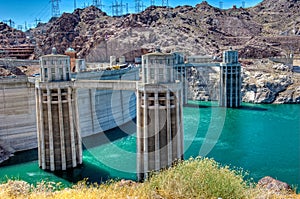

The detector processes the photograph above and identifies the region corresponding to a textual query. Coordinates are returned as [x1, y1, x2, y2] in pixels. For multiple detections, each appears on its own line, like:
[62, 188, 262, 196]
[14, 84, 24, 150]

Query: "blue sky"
[0, 0, 262, 30]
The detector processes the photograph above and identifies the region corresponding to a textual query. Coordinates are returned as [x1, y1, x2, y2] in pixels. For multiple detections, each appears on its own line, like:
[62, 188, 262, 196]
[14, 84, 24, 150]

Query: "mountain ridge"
[0, 0, 299, 60]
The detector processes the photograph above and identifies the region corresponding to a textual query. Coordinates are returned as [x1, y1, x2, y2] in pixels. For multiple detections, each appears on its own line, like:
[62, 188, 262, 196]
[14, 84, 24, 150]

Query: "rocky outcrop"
[242, 60, 300, 104]
[257, 176, 293, 194]
[0, 141, 14, 164]
[242, 70, 293, 103]
[0, 146, 11, 163]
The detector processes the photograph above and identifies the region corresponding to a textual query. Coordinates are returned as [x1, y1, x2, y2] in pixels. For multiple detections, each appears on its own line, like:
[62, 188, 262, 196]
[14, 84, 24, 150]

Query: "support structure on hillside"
[51, 0, 61, 18]
[136, 47, 184, 181]
[135, 0, 145, 13]
[219, 49, 241, 108]
[150, 0, 155, 6]
[162, 0, 168, 7]
[110, 0, 126, 16]
[93, 0, 104, 10]
[35, 48, 82, 171]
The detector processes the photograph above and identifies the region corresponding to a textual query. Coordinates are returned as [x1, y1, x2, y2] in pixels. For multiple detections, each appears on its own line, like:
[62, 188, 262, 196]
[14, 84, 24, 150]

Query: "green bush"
[146, 157, 252, 199]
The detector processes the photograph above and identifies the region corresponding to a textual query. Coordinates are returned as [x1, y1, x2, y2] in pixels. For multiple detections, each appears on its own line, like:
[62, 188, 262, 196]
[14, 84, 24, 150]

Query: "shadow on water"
[53, 161, 111, 184]
[184, 104, 210, 108]
[0, 149, 38, 167]
[83, 118, 137, 149]
[0, 120, 137, 184]
[239, 105, 268, 111]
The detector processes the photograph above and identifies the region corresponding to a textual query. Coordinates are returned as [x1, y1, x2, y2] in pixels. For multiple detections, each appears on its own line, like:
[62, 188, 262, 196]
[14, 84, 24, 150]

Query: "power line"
[50, 0, 61, 18]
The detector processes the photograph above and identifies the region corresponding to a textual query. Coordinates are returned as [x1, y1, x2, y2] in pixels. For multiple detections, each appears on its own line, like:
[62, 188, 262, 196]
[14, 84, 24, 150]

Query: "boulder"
[257, 176, 293, 193]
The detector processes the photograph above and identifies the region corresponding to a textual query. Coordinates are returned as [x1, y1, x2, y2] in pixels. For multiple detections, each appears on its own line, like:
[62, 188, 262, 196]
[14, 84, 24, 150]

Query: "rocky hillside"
[23, 0, 299, 61]
[0, 22, 30, 47]
[242, 59, 300, 103]
[188, 59, 300, 104]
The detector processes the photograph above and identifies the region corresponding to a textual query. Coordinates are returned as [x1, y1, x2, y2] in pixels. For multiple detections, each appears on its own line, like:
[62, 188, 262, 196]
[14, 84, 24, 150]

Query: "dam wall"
[0, 77, 37, 151]
[75, 67, 139, 137]
[0, 67, 140, 152]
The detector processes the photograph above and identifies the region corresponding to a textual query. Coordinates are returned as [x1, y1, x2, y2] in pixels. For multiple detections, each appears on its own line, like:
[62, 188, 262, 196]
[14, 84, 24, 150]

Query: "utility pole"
[126, 3, 129, 14]
[50, 0, 61, 18]
[74, 0, 77, 10]
[24, 22, 28, 31]
[93, 0, 105, 10]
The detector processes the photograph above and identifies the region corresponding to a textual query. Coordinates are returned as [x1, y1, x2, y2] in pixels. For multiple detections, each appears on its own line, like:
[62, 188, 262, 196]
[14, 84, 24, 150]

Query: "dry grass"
[0, 157, 298, 199]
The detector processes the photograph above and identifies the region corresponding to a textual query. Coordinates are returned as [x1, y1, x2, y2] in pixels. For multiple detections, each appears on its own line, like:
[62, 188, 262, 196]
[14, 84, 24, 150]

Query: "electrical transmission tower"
[150, 0, 155, 6]
[219, 1, 223, 9]
[162, 0, 168, 7]
[135, 0, 145, 13]
[110, 0, 126, 16]
[35, 18, 41, 27]
[242, 1, 245, 8]
[3, 19, 15, 27]
[17, 25, 23, 31]
[93, 0, 105, 10]
[50, 0, 61, 17]
[126, 3, 129, 14]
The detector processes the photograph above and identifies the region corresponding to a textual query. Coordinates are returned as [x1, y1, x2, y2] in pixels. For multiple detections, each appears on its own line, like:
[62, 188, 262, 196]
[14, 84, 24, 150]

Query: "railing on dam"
[174, 62, 221, 68]
[74, 80, 137, 90]
[0, 58, 39, 67]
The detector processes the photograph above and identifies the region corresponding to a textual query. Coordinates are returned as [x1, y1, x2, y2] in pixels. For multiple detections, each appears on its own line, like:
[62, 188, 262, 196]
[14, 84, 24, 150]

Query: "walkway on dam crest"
[74, 80, 137, 90]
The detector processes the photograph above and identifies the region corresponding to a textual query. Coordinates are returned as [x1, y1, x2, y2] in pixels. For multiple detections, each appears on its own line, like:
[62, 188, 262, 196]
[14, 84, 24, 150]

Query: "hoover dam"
[0, 67, 139, 153]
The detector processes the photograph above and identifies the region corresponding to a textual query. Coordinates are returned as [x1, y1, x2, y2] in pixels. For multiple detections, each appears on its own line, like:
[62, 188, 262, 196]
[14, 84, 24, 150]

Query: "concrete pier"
[137, 48, 184, 181]
[35, 49, 82, 171]
[219, 49, 241, 108]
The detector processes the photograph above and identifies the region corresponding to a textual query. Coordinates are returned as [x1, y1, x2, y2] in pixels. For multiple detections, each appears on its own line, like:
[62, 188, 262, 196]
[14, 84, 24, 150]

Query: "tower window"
[150, 69, 155, 79]
[44, 68, 48, 78]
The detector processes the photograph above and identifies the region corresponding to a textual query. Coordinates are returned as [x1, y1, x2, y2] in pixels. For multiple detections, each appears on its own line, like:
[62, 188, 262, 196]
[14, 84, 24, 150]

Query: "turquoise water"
[0, 102, 299, 188]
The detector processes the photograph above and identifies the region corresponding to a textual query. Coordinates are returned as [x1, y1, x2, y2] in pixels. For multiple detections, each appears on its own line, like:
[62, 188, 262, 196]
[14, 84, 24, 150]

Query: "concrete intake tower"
[35, 48, 82, 171]
[136, 48, 184, 181]
[219, 49, 242, 108]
